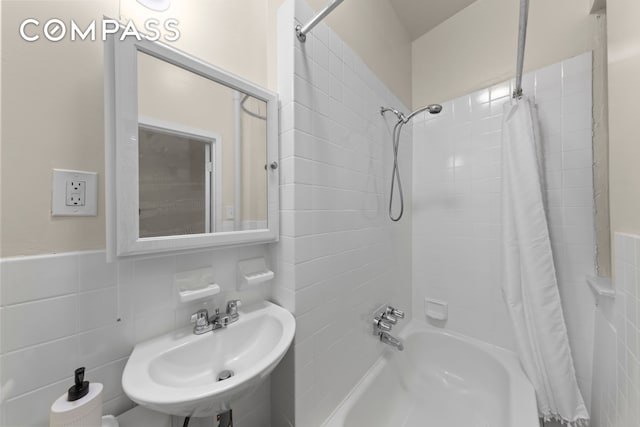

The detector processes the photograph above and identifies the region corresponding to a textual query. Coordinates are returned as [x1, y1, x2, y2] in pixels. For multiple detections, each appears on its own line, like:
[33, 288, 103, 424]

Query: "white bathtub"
[322, 321, 538, 427]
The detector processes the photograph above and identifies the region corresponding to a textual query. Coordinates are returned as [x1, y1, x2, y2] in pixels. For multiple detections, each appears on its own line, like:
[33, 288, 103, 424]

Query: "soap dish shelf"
[178, 284, 220, 303]
[174, 267, 220, 303]
[237, 257, 274, 289]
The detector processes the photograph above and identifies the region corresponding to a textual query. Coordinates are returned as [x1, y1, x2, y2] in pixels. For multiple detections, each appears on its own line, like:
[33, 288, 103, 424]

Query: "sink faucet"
[190, 300, 242, 335]
[372, 305, 405, 351]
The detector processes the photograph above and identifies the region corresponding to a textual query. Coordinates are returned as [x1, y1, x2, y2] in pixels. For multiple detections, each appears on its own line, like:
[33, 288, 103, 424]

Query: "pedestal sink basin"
[122, 301, 295, 417]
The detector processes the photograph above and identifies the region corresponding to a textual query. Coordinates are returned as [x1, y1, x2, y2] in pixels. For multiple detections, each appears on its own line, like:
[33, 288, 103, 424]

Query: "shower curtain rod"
[295, 0, 345, 42]
[513, 0, 530, 98]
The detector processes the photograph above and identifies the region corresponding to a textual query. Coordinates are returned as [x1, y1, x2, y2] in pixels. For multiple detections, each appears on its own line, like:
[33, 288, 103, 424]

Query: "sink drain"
[217, 370, 234, 382]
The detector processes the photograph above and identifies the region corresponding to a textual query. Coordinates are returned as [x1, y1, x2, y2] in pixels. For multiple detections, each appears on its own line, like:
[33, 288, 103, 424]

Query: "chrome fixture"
[381, 104, 443, 221]
[190, 300, 242, 335]
[513, 0, 530, 98]
[191, 308, 214, 334]
[380, 331, 404, 351]
[295, 0, 345, 42]
[372, 305, 405, 351]
[225, 299, 241, 324]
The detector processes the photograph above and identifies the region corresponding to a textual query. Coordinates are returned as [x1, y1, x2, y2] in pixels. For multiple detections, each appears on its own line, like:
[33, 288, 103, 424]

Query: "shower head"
[404, 104, 442, 122]
[426, 104, 443, 114]
[381, 104, 443, 124]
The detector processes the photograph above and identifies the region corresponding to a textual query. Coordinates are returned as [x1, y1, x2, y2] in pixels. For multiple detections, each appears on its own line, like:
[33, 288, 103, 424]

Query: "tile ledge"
[586, 275, 615, 300]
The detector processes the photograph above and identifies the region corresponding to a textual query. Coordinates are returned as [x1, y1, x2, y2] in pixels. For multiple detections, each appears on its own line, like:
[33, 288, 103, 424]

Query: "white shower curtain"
[501, 96, 589, 426]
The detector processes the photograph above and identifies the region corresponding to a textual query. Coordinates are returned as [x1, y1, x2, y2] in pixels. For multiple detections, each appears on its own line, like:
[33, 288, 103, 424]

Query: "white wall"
[267, 0, 412, 107]
[0, 245, 273, 427]
[590, 233, 640, 427]
[1, 0, 411, 258]
[411, 0, 598, 107]
[412, 53, 596, 405]
[0, 0, 269, 257]
[271, 1, 413, 425]
[607, 0, 640, 241]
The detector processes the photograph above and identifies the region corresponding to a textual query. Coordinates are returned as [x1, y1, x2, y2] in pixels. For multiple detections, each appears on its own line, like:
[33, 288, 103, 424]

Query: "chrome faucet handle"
[382, 312, 398, 325]
[386, 306, 405, 319]
[190, 309, 209, 326]
[226, 299, 241, 315]
[373, 317, 392, 332]
[191, 309, 214, 334]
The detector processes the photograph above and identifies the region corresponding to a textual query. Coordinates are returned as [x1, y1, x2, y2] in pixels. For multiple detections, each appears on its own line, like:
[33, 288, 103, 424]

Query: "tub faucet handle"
[373, 316, 392, 332]
[386, 306, 405, 319]
[381, 312, 398, 324]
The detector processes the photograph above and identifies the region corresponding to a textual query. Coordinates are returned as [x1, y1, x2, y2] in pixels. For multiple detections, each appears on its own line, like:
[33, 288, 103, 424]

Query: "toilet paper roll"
[50, 383, 103, 427]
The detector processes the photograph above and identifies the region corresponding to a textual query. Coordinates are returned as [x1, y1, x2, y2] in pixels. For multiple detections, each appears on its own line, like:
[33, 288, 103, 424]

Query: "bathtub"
[322, 321, 538, 427]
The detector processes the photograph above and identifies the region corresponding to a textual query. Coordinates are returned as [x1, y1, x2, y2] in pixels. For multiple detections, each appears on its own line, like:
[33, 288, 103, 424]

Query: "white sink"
[122, 301, 295, 417]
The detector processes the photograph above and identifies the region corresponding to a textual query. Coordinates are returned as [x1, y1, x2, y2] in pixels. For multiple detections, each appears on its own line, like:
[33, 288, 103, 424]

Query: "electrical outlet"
[66, 181, 86, 206]
[52, 169, 98, 216]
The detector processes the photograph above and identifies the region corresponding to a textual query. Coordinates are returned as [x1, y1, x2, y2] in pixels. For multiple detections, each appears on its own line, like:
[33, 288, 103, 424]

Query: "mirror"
[105, 32, 278, 257]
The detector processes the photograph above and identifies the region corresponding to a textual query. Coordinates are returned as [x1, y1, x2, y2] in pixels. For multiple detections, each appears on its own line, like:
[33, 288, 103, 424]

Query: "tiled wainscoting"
[412, 52, 596, 405]
[591, 233, 640, 427]
[271, 0, 413, 425]
[0, 246, 272, 427]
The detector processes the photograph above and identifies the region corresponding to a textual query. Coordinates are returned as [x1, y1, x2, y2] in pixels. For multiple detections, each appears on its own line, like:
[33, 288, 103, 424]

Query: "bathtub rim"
[321, 320, 538, 427]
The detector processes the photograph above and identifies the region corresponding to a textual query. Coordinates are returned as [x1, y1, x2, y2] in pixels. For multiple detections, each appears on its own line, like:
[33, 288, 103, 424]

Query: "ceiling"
[389, 0, 479, 41]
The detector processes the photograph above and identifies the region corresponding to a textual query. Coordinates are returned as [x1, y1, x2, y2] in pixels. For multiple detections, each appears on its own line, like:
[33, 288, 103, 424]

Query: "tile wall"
[271, 0, 413, 425]
[412, 52, 596, 406]
[0, 246, 272, 427]
[590, 233, 640, 427]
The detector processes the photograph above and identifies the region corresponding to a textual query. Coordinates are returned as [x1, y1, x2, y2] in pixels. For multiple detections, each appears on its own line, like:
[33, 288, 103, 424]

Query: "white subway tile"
[1, 336, 78, 399]
[1, 253, 78, 306]
[130, 256, 175, 315]
[88, 359, 127, 402]
[490, 82, 510, 100]
[2, 295, 77, 352]
[535, 62, 562, 100]
[562, 53, 592, 78]
[4, 377, 69, 427]
[78, 322, 134, 369]
[294, 102, 314, 134]
[79, 251, 116, 292]
[77, 287, 118, 332]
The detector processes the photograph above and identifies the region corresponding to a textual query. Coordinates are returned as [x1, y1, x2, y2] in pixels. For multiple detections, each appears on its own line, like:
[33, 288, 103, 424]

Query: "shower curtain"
[501, 96, 589, 426]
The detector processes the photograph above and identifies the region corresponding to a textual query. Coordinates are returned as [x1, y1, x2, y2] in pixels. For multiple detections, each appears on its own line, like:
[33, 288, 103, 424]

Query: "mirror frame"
[104, 31, 279, 258]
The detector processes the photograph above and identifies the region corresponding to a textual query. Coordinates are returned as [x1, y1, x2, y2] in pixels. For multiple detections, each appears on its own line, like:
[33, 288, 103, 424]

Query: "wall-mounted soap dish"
[174, 267, 220, 303]
[237, 257, 274, 290]
[425, 298, 448, 321]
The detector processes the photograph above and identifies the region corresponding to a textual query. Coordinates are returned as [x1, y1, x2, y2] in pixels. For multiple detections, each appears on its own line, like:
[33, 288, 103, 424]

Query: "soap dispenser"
[50, 367, 104, 427]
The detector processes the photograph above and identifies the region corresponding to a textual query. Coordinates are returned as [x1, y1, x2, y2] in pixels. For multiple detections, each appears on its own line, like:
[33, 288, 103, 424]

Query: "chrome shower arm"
[380, 106, 406, 122]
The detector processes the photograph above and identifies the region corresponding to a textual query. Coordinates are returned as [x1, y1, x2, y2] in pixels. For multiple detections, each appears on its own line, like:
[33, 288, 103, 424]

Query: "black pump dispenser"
[67, 367, 90, 401]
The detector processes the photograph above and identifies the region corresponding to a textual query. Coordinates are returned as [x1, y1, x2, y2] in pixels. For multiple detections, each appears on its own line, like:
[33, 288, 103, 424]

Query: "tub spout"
[380, 332, 404, 351]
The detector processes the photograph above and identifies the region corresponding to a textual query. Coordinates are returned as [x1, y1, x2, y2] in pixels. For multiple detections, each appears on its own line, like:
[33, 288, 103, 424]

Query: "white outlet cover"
[52, 169, 98, 216]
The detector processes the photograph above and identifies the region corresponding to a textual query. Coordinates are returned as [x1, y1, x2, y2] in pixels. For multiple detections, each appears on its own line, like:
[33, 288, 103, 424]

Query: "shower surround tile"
[590, 233, 640, 427]
[272, 0, 413, 425]
[412, 52, 596, 407]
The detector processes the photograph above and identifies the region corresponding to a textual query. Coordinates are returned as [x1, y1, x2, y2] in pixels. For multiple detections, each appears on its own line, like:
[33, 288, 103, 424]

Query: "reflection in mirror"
[137, 51, 268, 237]
[138, 126, 213, 237]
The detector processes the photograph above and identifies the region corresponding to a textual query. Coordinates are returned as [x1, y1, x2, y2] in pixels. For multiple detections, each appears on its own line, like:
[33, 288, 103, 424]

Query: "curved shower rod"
[240, 95, 267, 120]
